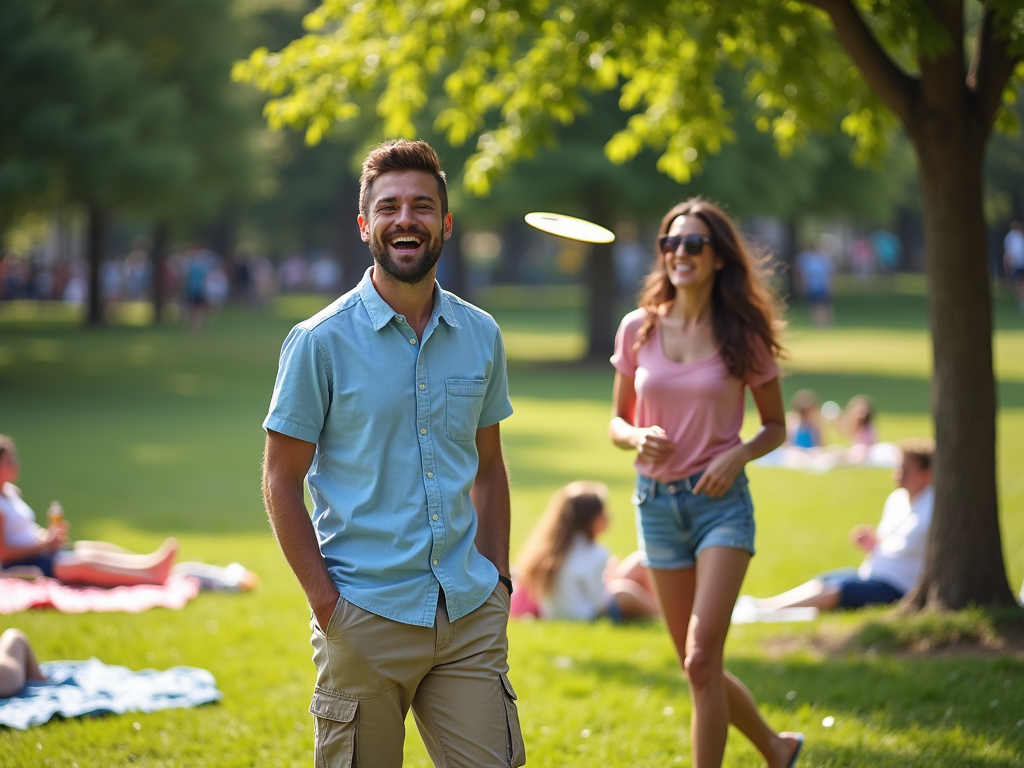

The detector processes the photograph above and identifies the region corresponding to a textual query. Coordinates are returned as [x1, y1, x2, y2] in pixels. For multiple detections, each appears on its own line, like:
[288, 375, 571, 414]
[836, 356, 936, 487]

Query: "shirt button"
[409, 338, 416, 345]
[420, 428, 427, 435]
[432, 559, 439, 566]
[419, 384, 426, 390]
[432, 514, 438, 521]
[427, 472, 434, 479]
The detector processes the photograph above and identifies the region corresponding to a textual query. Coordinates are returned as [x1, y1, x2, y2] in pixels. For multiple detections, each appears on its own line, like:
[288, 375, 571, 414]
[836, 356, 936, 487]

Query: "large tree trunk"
[85, 205, 109, 327]
[585, 195, 616, 361]
[902, 114, 1017, 610]
[151, 221, 170, 324]
[337, 178, 370, 293]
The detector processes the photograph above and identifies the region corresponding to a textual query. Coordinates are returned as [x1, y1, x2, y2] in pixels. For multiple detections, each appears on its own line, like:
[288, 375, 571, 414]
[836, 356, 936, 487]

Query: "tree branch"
[969, 3, 1021, 129]
[806, 0, 917, 127]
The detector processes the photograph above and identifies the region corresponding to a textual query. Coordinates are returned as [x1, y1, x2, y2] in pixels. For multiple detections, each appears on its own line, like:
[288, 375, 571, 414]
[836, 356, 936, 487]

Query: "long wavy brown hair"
[517, 481, 608, 597]
[633, 198, 785, 380]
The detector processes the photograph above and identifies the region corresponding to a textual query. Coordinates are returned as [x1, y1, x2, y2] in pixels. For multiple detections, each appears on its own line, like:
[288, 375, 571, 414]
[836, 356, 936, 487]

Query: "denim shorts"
[1, 553, 56, 578]
[632, 469, 756, 570]
[819, 568, 904, 608]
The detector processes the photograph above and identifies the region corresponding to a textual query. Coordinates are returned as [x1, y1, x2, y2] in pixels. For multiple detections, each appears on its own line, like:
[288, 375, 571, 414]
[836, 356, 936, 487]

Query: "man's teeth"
[392, 235, 422, 245]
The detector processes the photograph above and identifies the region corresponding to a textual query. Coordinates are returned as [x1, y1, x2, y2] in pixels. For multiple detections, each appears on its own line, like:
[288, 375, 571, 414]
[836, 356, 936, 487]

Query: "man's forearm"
[264, 484, 338, 613]
[471, 463, 511, 577]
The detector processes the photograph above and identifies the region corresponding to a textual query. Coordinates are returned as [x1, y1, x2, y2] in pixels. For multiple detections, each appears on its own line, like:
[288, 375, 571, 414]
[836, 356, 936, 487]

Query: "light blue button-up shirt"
[263, 268, 513, 626]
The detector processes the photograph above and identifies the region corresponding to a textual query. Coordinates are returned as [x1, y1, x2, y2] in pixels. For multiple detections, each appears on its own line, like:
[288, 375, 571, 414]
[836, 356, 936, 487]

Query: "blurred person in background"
[741, 438, 934, 615]
[796, 238, 835, 328]
[0, 435, 178, 587]
[0, 629, 46, 698]
[1004, 220, 1024, 313]
[870, 228, 902, 274]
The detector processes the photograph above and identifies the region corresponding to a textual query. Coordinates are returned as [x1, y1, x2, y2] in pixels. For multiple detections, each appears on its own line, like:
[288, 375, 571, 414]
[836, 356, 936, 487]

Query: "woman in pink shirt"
[610, 199, 802, 768]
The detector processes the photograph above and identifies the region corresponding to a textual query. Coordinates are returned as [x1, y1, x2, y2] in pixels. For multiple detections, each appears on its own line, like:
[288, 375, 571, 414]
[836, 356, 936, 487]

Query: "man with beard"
[261, 140, 524, 768]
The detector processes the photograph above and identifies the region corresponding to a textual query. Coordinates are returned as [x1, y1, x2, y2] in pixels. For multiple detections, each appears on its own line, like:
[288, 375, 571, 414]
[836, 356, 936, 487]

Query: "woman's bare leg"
[653, 549, 801, 768]
[72, 541, 133, 555]
[55, 538, 178, 587]
[0, 629, 46, 698]
[608, 551, 660, 618]
[609, 578, 660, 618]
[756, 578, 841, 613]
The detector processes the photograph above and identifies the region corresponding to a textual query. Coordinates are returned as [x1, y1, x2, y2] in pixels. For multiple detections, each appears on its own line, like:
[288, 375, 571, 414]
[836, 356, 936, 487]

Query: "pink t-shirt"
[611, 308, 780, 482]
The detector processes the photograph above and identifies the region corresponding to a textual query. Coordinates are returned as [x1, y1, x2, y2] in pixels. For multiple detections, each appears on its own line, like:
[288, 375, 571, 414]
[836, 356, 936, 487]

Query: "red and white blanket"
[0, 574, 200, 614]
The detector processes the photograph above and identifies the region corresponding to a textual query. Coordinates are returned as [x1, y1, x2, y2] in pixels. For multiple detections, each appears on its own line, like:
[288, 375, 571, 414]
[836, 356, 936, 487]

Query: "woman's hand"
[634, 426, 674, 462]
[40, 526, 67, 554]
[692, 445, 748, 498]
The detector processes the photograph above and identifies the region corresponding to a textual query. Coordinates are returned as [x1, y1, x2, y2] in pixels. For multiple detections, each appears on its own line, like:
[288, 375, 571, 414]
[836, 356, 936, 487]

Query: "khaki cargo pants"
[309, 585, 526, 767]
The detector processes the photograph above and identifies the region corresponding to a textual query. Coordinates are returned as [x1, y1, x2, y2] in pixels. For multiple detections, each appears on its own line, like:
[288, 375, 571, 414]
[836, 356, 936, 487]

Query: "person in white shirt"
[516, 481, 659, 621]
[1004, 221, 1024, 313]
[0, 435, 177, 586]
[750, 437, 934, 612]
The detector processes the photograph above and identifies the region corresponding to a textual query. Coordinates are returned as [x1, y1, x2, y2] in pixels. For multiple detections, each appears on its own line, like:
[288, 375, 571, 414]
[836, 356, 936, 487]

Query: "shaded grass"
[0, 288, 1022, 766]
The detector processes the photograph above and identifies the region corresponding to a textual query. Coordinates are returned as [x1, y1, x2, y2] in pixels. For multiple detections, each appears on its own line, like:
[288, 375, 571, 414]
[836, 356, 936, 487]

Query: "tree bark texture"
[337, 179, 370, 293]
[85, 205, 108, 327]
[151, 221, 169, 324]
[585, 195, 617, 361]
[815, 0, 1019, 610]
[902, 102, 1016, 609]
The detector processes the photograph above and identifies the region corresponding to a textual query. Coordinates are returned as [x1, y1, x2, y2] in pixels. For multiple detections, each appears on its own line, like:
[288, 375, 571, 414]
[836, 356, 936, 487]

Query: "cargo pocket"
[445, 378, 487, 442]
[499, 673, 526, 767]
[310, 690, 359, 768]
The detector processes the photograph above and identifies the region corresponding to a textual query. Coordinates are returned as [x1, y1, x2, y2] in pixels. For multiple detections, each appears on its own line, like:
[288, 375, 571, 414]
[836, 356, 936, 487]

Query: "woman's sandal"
[780, 732, 805, 768]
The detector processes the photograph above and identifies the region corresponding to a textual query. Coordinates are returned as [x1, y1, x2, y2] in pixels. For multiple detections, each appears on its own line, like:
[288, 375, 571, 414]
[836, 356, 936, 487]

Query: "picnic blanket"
[753, 442, 900, 473]
[0, 659, 221, 730]
[0, 575, 200, 614]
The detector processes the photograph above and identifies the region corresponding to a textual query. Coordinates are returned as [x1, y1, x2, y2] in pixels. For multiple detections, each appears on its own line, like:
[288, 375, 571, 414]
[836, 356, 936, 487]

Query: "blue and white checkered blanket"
[0, 659, 221, 730]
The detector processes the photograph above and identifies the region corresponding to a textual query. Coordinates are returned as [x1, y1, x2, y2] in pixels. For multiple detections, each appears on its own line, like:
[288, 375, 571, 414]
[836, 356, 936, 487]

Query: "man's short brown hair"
[359, 140, 448, 217]
[897, 436, 935, 472]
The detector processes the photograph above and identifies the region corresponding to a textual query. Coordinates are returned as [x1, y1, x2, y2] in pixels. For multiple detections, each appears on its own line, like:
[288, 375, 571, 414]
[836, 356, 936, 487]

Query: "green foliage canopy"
[232, 0, 953, 196]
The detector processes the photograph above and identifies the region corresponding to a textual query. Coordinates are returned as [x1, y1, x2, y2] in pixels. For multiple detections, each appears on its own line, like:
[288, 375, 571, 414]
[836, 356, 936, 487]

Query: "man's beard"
[369, 229, 443, 285]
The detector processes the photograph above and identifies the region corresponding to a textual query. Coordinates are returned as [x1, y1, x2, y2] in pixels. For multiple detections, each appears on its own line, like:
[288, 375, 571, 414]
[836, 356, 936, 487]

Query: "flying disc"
[525, 212, 615, 244]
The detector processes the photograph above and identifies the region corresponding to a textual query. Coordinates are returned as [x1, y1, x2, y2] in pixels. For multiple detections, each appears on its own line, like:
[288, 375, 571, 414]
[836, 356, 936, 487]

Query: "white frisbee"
[524, 212, 615, 244]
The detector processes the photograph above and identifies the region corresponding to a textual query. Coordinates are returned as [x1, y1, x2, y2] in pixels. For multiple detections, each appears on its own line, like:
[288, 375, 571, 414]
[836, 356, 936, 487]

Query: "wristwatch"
[498, 575, 514, 595]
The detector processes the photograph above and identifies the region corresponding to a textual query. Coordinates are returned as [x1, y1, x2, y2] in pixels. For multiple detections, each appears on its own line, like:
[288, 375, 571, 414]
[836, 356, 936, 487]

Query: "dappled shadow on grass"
[567, 646, 1024, 765]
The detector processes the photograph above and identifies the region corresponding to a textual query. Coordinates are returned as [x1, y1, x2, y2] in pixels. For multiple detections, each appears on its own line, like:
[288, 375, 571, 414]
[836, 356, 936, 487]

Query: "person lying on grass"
[0, 629, 46, 698]
[743, 437, 934, 615]
[0, 435, 177, 587]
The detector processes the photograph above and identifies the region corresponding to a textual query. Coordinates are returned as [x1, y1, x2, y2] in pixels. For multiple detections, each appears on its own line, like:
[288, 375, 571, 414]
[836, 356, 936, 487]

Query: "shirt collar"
[357, 266, 461, 332]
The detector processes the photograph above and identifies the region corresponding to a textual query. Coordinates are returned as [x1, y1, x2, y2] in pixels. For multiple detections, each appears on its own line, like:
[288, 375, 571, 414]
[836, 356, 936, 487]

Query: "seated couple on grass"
[0, 435, 177, 587]
[740, 437, 934, 618]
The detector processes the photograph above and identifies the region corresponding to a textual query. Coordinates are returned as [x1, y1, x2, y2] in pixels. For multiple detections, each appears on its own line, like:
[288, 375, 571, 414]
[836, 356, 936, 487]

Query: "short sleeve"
[610, 312, 640, 376]
[478, 327, 514, 428]
[744, 335, 780, 388]
[262, 327, 332, 444]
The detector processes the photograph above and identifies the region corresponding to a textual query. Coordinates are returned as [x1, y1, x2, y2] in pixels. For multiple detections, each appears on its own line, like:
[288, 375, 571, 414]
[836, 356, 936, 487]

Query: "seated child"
[515, 481, 659, 621]
[0, 435, 176, 587]
[833, 395, 878, 464]
[786, 389, 823, 449]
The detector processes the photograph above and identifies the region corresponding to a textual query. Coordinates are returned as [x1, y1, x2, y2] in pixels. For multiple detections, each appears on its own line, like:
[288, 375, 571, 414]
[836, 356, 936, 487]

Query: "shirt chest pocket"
[445, 378, 487, 442]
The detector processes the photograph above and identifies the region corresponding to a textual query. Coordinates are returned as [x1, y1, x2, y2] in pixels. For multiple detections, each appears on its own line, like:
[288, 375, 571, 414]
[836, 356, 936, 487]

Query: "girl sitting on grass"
[516, 481, 659, 622]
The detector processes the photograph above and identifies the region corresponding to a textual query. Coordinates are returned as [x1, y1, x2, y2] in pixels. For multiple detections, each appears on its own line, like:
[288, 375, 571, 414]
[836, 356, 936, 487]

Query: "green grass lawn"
[0, 286, 1022, 767]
